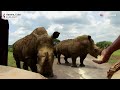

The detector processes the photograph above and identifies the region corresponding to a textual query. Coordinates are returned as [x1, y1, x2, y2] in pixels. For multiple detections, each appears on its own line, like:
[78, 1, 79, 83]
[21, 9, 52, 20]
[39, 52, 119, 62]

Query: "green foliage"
[8, 48, 13, 52]
[112, 50, 120, 56]
[96, 41, 112, 49]
[108, 50, 120, 64]
[53, 38, 60, 45]
[8, 45, 12, 48]
[108, 59, 118, 64]
[8, 52, 16, 67]
[8, 45, 13, 52]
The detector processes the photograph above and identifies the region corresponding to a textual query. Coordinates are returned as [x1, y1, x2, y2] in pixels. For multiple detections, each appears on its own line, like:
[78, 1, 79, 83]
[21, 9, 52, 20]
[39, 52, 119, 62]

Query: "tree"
[53, 38, 60, 45]
[96, 41, 112, 49]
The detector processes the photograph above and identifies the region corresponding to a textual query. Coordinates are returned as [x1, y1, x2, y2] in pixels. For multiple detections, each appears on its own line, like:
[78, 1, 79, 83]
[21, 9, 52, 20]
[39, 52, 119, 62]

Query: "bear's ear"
[88, 35, 91, 40]
[51, 31, 60, 39]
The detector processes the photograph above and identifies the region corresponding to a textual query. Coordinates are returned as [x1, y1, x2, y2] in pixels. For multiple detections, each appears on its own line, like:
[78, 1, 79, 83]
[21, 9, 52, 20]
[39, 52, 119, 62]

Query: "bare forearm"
[106, 35, 120, 54]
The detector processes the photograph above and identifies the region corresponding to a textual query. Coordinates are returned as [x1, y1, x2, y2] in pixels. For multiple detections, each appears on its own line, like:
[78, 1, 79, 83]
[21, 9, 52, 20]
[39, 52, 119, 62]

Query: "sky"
[2, 11, 120, 45]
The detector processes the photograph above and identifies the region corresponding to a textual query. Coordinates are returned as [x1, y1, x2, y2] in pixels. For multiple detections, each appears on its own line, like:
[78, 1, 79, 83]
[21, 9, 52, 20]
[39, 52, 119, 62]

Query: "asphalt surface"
[48, 55, 112, 79]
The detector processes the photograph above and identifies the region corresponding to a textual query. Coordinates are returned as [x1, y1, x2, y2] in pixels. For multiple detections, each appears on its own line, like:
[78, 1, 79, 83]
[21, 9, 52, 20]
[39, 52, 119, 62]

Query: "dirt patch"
[109, 56, 120, 65]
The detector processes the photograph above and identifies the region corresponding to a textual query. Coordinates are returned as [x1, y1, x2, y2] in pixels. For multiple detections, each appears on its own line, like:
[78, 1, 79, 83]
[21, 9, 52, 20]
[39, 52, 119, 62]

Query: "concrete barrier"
[0, 65, 47, 79]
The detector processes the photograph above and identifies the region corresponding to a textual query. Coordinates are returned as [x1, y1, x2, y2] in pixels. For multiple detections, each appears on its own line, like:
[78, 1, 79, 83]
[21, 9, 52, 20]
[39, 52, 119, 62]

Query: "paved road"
[48, 55, 112, 79]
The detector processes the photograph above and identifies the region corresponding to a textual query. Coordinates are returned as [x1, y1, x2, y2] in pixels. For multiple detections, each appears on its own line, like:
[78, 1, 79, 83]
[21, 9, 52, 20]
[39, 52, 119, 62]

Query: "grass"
[111, 50, 120, 56]
[8, 51, 24, 69]
[8, 51, 16, 67]
[108, 59, 118, 64]
[8, 50, 120, 66]
[108, 50, 120, 64]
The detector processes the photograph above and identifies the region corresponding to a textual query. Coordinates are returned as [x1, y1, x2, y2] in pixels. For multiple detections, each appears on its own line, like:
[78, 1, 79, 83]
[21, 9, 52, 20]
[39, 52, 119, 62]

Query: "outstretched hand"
[92, 49, 110, 64]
